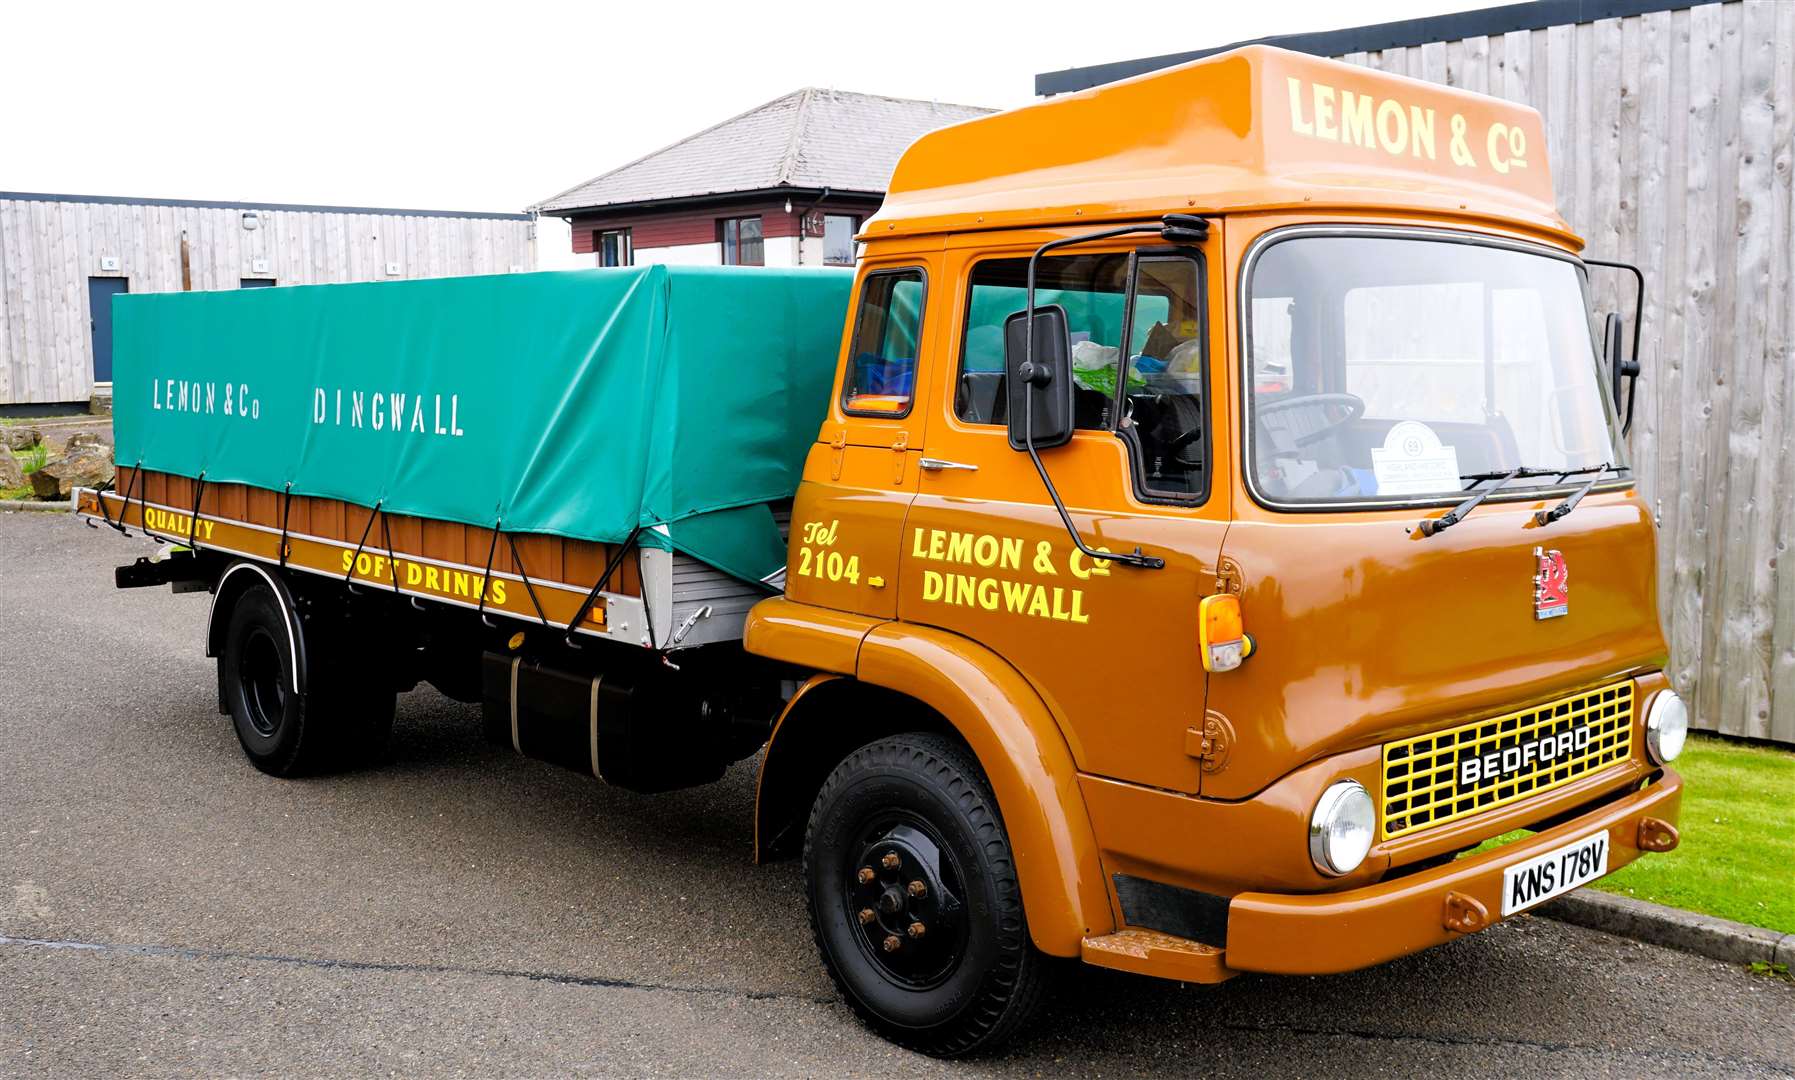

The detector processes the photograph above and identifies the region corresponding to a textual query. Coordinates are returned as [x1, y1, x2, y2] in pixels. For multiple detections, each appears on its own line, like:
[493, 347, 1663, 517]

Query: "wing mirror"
[1603, 311, 1640, 430]
[1004, 304, 1075, 451]
[1585, 258, 1644, 436]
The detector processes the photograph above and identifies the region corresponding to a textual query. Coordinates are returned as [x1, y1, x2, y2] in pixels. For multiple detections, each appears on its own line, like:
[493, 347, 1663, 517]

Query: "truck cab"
[746, 44, 1685, 1054]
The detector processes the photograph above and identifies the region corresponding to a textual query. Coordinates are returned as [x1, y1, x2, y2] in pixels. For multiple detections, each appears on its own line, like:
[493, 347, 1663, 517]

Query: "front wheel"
[803, 732, 1053, 1057]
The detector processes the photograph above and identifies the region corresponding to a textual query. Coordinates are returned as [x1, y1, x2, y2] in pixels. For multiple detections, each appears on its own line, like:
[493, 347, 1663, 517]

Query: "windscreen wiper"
[1417, 467, 1530, 537]
[1534, 463, 1616, 526]
[1420, 463, 1619, 537]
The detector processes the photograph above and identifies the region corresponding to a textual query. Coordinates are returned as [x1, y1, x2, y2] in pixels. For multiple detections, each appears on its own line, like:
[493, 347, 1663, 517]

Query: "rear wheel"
[803, 732, 1053, 1057]
[221, 582, 395, 776]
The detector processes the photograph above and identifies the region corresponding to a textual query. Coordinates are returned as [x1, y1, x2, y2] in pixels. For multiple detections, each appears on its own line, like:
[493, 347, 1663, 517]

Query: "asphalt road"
[2, 508, 1791, 1078]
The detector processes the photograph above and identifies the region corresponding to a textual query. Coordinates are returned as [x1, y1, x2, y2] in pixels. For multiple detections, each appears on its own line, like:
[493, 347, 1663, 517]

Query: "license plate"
[1500, 830, 1610, 915]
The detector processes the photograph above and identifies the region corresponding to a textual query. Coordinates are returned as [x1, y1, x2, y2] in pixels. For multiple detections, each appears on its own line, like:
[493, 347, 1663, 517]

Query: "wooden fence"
[1340, 0, 1795, 744]
[0, 195, 535, 405]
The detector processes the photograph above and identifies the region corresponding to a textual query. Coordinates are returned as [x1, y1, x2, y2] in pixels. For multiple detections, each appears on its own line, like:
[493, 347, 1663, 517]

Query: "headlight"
[1309, 779, 1375, 876]
[1645, 689, 1689, 764]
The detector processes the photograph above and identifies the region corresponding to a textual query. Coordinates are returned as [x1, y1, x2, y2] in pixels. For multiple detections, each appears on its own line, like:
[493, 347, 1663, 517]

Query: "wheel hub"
[237, 628, 286, 738]
[847, 821, 965, 987]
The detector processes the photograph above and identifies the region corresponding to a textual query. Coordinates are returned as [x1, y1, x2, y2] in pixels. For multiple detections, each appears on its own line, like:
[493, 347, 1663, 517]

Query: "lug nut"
[858, 908, 876, 925]
[882, 934, 902, 953]
[907, 880, 926, 898]
[907, 921, 926, 939]
[881, 853, 901, 870]
[856, 867, 875, 885]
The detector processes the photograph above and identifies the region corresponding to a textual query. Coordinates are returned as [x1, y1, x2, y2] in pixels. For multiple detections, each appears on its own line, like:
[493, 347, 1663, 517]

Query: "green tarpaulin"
[113, 265, 853, 586]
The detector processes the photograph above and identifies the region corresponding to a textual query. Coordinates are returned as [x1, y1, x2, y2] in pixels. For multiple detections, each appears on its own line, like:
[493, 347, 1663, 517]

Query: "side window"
[1124, 256, 1208, 499]
[841, 269, 925, 417]
[954, 254, 1129, 429]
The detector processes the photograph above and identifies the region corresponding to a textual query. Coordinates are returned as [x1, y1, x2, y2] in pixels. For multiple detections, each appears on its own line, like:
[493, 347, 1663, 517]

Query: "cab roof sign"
[873, 45, 1567, 244]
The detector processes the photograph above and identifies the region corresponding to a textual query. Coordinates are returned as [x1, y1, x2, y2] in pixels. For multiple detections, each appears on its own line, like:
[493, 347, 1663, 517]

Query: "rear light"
[1198, 593, 1253, 672]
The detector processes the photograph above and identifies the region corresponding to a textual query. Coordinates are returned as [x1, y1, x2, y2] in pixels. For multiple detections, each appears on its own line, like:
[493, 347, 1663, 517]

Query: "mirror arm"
[1584, 257, 1644, 436]
[1019, 222, 1175, 572]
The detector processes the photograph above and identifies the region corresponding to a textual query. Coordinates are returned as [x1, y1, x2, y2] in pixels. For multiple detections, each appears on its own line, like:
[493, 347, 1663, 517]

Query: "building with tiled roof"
[531, 88, 993, 268]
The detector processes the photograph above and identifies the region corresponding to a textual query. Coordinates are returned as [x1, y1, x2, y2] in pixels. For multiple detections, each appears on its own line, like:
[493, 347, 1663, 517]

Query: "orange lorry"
[80, 45, 1686, 1056]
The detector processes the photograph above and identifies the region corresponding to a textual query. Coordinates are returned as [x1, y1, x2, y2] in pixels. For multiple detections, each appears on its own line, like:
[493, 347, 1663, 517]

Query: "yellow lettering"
[1070, 590, 1089, 624]
[972, 534, 999, 568]
[489, 580, 507, 605]
[341, 550, 354, 572]
[946, 531, 973, 565]
[1050, 587, 1073, 621]
[1312, 82, 1337, 141]
[922, 569, 944, 602]
[1287, 77, 1313, 136]
[1409, 105, 1437, 160]
[1488, 122, 1526, 173]
[950, 574, 975, 607]
[1376, 98, 1408, 155]
[1026, 588, 1050, 619]
[910, 527, 928, 558]
[1340, 90, 1374, 148]
[976, 577, 999, 611]
[1002, 579, 1033, 614]
[999, 537, 1023, 571]
[927, 529, 946, 562]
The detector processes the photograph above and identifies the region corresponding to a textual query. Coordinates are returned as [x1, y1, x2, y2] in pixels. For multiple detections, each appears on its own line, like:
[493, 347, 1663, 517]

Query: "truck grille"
[1380, 682, 1634, 840]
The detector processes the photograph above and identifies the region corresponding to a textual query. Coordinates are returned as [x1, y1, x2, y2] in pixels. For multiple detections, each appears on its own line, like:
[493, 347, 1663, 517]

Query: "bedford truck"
[79, 45, 1687, 1056]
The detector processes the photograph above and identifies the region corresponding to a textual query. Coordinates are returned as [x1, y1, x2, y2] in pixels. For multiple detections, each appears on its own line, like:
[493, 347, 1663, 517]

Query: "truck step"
[1081, 928, 1235, 984]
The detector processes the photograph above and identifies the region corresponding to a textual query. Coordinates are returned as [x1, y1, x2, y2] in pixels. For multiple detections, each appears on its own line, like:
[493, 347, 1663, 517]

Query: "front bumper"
[1223, 767, 1682, 975]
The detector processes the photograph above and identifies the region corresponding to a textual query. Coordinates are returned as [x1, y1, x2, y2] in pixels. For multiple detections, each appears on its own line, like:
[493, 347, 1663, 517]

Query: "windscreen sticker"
[1370, 421, 1460, 496]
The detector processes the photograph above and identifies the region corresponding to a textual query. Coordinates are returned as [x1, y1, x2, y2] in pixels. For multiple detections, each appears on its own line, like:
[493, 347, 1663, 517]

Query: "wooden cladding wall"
[0, 197, 534, 405]
[1339, 0, 1795, 744]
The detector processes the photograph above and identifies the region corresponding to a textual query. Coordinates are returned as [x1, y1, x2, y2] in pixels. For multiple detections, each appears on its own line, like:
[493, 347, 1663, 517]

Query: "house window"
[822, 214, 859, 267]
[597, 228, 632, 267]
[720, 216, 763, 266]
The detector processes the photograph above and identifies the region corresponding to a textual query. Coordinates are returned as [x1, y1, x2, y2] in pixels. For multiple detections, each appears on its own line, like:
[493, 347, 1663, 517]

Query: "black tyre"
[221, 582, 395, 776]
[804, 732, 1053, 1057]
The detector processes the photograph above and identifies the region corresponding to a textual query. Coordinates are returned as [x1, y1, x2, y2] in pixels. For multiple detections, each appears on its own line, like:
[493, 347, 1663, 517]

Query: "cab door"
[787, 251, 937, 621]
[898, 229, 1233, 795]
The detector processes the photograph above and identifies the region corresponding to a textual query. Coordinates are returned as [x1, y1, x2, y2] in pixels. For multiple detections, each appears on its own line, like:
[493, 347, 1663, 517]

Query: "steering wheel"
[1255, 392, 1366, 452]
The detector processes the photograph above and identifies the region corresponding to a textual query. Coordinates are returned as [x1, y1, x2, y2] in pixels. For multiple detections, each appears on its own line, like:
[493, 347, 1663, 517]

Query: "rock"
[89, 388, 113, 416]
[29, 442, 114, 499]
[66, 431, 104, 451]
[0, 426, 40, 451]
[0, 450, 23, 490]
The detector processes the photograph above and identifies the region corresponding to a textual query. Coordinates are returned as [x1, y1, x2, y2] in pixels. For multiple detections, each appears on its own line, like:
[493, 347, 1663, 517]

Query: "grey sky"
[3, 0, 1488, 267]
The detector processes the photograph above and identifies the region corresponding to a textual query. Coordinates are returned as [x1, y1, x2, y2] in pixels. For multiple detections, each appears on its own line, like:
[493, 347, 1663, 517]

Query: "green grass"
[1474, 735, 1795, 933]
[14, 444, 47, 473]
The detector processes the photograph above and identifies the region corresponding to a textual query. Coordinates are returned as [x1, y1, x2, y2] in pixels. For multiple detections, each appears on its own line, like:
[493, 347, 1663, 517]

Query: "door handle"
[918, 457, 978, 473]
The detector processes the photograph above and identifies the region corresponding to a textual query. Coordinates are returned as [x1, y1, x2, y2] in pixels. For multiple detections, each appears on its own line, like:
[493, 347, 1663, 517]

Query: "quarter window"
[841, 269, 925, 417]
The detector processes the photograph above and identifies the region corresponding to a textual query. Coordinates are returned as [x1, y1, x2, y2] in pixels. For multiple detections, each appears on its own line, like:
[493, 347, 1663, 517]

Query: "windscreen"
[1245, 234, 1626, 505]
